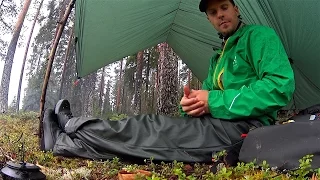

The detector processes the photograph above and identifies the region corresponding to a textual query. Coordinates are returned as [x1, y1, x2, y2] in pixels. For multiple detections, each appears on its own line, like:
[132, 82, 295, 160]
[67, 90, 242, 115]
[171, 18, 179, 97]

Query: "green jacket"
[182, 25, 295, 125]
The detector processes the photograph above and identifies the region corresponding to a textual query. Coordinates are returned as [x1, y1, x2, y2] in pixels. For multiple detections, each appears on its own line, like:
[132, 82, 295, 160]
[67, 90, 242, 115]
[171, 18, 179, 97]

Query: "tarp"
[75, 0, 320, 110]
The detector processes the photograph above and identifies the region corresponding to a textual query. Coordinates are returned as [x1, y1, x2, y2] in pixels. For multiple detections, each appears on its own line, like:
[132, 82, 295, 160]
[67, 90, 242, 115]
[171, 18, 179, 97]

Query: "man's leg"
[43, 109, 118, 160]
[47, 100, 263, 164]
[42, 109, 62, 151]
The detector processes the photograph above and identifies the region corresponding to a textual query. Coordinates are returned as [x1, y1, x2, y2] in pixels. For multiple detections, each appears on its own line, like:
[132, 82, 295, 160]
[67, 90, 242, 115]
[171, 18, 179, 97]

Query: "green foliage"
[205, 166, 233, 180]
[291, 154, 314, 179]
[233, 161, 256, 177]
[260, 160, 270, 171]
[109, 113, 128, 121]
[7, 96, 17, 113]
[1, 113, 320, 180]
[212, 150, 227, 162]
[7, 111, 39, 121]
[172, 162, 197, 180]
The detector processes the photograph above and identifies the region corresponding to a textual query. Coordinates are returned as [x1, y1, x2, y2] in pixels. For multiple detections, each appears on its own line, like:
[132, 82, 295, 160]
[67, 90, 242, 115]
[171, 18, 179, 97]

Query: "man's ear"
[234, 5, 240, 16]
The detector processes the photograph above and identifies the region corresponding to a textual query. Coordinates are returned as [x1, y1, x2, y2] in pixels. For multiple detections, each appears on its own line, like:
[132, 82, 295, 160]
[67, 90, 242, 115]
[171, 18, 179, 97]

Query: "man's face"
[206, 0, 240, 37]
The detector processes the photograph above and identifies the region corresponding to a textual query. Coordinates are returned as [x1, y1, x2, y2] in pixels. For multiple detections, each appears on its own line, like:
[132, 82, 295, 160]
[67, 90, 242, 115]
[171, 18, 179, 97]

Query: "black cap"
[199, 0, 209, 12]
[199, 0, 235, 12]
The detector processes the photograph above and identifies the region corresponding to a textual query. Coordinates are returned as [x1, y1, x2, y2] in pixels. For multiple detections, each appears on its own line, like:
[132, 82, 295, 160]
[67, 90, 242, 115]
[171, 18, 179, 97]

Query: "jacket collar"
[221, 23, 248, 51]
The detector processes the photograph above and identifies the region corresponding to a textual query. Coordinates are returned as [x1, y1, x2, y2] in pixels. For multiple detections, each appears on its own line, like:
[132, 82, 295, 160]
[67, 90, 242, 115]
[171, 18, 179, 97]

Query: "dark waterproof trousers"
[52, 114, 263, 164]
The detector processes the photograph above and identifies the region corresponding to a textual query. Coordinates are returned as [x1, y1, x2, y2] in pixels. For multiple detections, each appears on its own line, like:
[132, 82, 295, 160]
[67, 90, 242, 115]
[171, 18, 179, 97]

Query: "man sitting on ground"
[42, 0, 295, 165]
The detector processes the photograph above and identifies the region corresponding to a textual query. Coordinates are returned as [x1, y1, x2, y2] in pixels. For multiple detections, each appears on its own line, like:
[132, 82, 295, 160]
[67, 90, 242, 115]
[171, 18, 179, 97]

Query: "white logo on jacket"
[233, 56, 238, 67]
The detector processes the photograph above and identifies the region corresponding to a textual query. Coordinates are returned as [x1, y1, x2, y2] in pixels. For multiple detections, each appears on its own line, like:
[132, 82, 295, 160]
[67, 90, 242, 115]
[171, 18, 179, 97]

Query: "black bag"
[239, 120, 320, 170]
[298, 104, 320, 115]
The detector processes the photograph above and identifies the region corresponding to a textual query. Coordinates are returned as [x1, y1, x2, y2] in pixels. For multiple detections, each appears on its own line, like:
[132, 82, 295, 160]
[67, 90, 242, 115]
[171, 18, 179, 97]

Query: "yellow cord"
[213, 38, 229, 89]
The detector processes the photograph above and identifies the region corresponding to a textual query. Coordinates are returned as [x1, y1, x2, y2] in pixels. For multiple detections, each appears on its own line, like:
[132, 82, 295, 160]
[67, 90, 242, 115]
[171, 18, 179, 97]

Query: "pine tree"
[98, 67, 105, 115]
[0, 0, 32, 112]
[58, 24, 74, 100]
[102, 79, 112, 117]
[23, 0, 65, 111]
[157, 43, 179, 117]
[0, 0, 17, 59]
[81, 72, 97, 117]
[116, 59, 123, 113]
[122, 56, 136, 114]
[133, 51, 143, 114]
[16, 0, 45, 112]
[8, 96, 17, 113]
[23, 59, 58, 111]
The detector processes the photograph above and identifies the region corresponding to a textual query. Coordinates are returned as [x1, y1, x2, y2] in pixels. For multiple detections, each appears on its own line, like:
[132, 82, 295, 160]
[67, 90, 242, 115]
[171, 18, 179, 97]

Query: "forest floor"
[0, 112, 318, 180]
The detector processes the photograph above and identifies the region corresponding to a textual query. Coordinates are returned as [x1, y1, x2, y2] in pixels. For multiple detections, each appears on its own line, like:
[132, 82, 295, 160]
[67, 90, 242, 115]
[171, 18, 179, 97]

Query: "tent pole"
[38, 0, 76, 147]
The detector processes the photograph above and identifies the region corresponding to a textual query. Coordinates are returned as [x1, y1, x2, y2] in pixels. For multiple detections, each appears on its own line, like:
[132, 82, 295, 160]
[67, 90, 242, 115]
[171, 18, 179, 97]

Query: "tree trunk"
[70, 78, 82, 116]
[35, 54, 42, 73]
[156, 43, 178, 117]
[0, 0, 32, 113]
[58, 25, 74, 100]
[151, 71, 156, 113]
[0, 0, 5, 8]
[145, 51, 151, 100]
[133, 51, 143, 114]
[82, 72, 96, 117]
[121, 84, 126, 114]
[38, 0, 75, 145]
[142, 51, 151, 113]
[155, 57, 160, 113]
[102, 79, 111, 115]
[156, 47, 161, 114]
[16, 0, 44, 112]
[116, 59, 123, 112]
[98, 67, 105, 116]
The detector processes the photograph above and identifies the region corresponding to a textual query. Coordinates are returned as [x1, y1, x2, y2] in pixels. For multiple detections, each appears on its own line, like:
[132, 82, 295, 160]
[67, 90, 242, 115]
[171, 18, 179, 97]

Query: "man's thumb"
[184, 86, 190, 96]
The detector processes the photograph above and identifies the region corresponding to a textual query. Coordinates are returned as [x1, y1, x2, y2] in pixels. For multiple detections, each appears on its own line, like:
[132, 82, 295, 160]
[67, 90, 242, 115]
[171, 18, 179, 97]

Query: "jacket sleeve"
[207, 28, 295, 119]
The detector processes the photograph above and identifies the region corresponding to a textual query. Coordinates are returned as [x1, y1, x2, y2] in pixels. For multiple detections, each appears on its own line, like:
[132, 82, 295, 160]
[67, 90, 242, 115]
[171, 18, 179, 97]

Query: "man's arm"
[206, 28, 295, 119]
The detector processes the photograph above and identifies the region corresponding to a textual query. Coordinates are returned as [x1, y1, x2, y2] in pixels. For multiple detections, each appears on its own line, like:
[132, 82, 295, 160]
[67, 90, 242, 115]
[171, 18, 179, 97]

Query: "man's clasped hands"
[180, 86, 210, 117]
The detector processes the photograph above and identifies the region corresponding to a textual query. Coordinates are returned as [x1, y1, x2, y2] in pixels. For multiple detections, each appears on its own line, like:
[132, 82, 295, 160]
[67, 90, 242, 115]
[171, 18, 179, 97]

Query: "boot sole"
[55, 99, 70, 114]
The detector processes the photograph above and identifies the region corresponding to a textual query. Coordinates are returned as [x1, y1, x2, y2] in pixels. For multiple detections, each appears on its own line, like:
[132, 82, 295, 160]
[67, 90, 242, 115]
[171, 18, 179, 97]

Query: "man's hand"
[180, 86, 210, 117]
[188, 89, 210, 115]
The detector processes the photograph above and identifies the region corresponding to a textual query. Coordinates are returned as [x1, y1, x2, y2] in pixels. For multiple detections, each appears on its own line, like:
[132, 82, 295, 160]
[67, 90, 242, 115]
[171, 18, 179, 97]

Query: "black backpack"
[239, 111, 320, 171]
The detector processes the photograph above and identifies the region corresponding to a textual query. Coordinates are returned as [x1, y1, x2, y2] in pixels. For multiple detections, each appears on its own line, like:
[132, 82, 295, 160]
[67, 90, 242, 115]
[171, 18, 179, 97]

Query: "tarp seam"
[166, 0, 183, 43]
